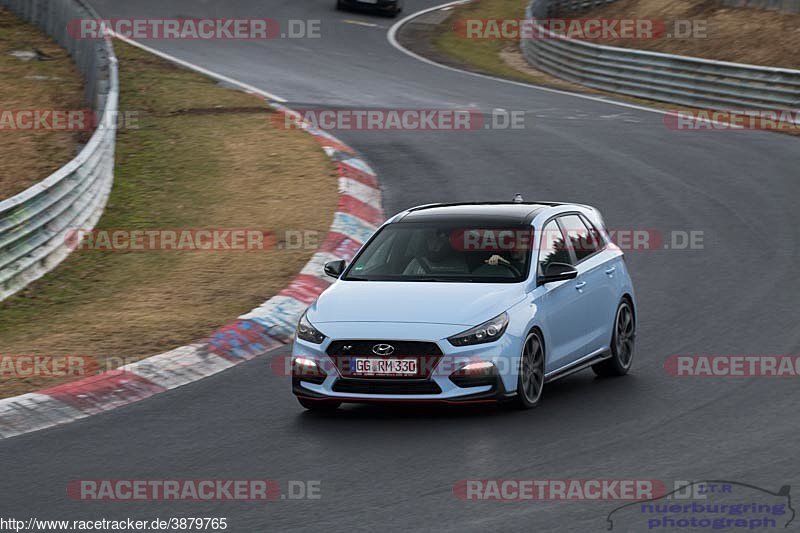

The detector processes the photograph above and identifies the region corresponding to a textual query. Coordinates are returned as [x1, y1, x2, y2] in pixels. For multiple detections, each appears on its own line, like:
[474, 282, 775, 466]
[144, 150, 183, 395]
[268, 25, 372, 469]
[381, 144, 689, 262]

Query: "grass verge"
[0, 7, 84, 200]
[0, 41, 338, 398]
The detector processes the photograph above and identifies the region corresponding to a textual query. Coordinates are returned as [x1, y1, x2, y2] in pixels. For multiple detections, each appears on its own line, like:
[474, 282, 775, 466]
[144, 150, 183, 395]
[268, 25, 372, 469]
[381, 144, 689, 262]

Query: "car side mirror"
[538, 262, 578, 285]
[324, 260, 346, 279]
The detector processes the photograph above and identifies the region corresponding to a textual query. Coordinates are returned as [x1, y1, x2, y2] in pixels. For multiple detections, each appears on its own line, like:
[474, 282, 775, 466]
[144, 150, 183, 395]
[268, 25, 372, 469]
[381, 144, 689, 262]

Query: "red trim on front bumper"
[296, 395, 499, 405]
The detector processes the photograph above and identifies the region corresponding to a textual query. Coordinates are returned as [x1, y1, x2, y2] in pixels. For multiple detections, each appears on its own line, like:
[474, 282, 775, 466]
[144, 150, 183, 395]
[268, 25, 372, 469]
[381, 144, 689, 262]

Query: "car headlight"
[296, 312, 326, 344]
[448, 312, 509, 347]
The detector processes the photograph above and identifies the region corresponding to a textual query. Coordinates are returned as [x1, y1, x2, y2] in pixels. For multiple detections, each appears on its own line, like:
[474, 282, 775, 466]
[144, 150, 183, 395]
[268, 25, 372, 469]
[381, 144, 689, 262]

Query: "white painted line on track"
[342, 19, 387, 28]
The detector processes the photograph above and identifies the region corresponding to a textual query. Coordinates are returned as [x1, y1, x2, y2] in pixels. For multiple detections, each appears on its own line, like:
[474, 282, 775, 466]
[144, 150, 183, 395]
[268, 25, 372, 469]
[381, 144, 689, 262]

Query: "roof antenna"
[512, 194, 524, 203]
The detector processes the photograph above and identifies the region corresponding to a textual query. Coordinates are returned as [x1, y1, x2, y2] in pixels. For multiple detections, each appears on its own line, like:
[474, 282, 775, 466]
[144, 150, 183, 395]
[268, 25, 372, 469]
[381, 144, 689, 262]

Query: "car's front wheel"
[298, 398, 341, 411]
[593, 300, 635, 377]
[515, 331, 545, 409]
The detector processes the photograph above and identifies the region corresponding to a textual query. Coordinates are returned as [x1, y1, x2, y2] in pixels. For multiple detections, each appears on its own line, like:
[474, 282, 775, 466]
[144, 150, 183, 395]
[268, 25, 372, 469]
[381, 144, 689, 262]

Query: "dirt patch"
[0, 41, 338, 398]
[0, 8, 85, 200]
[169, 106, 269, 116]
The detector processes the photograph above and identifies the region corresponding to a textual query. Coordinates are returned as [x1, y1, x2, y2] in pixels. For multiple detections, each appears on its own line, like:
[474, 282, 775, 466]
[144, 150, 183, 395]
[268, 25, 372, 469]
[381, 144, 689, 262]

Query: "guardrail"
[521, 0, 800, 111]
[0, 0, 117, 301]
[537, 0, 800, 16]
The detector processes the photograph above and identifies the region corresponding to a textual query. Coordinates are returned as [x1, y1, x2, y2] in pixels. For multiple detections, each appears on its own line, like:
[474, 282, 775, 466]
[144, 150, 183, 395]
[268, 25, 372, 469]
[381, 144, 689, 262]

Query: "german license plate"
[352, 358, 418, 376]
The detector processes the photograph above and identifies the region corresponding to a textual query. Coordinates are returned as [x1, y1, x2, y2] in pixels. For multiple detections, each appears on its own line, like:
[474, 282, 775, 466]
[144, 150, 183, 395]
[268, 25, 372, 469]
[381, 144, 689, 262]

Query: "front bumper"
[292, 328, 521, 405]
[294, 384, 510, 405]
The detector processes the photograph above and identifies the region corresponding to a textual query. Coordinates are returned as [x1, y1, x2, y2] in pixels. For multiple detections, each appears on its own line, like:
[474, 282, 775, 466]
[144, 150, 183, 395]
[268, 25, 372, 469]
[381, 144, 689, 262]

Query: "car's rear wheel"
[593, 300, 635, 377]
[382, 0, 403, 16]
[515, 331, 545, 409]
[298, 398, 341, 411]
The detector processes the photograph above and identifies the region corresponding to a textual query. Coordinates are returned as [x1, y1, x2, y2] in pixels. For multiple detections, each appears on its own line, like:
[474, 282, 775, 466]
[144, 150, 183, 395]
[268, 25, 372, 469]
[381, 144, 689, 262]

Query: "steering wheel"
[493, 261, 521, 278]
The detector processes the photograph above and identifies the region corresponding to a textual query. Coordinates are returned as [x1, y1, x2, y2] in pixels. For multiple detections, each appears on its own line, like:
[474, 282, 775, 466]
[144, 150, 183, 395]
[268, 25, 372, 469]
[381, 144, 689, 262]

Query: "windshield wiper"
[408, 277, 475, 283]
[344, 276, 482, 282]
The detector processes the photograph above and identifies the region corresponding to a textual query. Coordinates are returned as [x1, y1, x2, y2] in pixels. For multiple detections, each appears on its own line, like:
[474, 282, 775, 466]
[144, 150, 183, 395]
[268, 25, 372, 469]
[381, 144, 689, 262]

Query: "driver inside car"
[485, 250, 524, 267]
[484, 249, 526, 275]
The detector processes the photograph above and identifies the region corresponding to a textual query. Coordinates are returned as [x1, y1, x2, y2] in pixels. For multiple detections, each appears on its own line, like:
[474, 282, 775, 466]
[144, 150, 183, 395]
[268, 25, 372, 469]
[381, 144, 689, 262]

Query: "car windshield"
[343, 221, 533, 283]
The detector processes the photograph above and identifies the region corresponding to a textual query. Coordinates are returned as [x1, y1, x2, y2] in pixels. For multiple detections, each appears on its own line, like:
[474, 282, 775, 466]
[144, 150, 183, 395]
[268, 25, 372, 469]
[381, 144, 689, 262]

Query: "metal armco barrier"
[0, 0, 117, 301]
[521, 0, 800, 111]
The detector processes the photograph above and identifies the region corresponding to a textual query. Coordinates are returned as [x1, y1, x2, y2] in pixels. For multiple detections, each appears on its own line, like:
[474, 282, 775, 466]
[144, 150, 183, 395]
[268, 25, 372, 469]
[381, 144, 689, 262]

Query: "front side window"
[538, 219, 572, 276]
[344, 221, 533, 283]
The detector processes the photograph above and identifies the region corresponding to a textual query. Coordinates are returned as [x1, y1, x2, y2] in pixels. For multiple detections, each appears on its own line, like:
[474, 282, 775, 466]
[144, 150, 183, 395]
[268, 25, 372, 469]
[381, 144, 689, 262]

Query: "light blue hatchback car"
[292, 199, 636, 410]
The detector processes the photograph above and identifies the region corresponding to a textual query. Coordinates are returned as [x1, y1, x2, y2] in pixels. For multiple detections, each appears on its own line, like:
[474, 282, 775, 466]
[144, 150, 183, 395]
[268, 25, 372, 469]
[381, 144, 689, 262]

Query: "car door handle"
[575, 281, 587, 290]
[605, 266, 616, 276]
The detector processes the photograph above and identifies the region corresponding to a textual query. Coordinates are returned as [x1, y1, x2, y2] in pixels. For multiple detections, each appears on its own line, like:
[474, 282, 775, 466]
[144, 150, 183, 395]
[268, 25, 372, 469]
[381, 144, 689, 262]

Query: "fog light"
[292, 356, 327, 385]
[460, 361, 495, 373]
[450, 361, 499, 389]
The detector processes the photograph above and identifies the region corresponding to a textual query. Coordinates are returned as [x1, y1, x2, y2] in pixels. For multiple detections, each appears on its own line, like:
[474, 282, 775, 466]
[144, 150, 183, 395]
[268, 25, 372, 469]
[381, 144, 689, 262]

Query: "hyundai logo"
[372, 343, 395, 356]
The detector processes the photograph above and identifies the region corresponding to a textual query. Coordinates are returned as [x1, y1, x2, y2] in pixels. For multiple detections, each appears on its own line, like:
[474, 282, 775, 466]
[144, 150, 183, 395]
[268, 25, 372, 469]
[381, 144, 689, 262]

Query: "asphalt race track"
[2, 1, 799, 530]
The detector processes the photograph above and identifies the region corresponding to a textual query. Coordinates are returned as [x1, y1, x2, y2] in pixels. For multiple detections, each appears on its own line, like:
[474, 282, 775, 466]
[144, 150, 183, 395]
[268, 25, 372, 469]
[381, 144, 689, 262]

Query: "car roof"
[394, 202, 566, 225]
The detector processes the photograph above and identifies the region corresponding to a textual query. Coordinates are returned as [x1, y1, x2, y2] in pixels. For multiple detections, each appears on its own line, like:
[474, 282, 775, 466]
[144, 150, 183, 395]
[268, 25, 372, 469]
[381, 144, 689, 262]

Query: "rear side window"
[558, 214, 604, 262]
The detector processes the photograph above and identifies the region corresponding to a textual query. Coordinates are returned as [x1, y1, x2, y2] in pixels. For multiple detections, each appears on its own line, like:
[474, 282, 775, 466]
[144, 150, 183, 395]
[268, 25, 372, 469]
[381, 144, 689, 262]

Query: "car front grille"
[326, 340, 443, 356]
[326, 340, 444, 379]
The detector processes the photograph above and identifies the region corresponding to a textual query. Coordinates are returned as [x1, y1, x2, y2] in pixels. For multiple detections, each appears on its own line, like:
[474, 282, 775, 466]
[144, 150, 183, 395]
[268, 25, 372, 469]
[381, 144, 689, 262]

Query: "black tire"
[298, 398, 341, 411]
[514, 330, 545, 409]
[593, 300, 635, 377]
[386, 1, 403, 16]
[335, 0, 345, 11]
